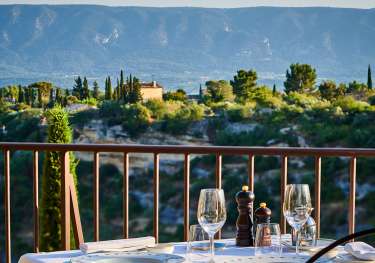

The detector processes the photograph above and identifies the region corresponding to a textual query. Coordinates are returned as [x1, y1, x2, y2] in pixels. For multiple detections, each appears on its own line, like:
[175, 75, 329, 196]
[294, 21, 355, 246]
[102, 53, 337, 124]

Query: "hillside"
[1, 5, 375, 90]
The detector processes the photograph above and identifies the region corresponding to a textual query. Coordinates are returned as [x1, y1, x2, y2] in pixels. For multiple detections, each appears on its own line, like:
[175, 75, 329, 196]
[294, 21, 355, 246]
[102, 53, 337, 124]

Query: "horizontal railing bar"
[2, 143, 375, 157]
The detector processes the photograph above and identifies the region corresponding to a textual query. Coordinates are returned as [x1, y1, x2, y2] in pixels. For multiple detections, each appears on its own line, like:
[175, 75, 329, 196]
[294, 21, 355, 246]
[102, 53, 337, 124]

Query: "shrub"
[14, 103, 31, 111]
[162, 103, 205, 134]
[368, 95, 375, 106]
[333, 96, 371, 113]
[284, 92, 326, 109]
[122, 103, 151, 136]
[144, 99, 167, 120]
[99, 101, 123, 118]
[80, 97, 98, 106]
[66, 95, 79, 105]
[248, 86, 285, 109]
[226, 103, 255, 122]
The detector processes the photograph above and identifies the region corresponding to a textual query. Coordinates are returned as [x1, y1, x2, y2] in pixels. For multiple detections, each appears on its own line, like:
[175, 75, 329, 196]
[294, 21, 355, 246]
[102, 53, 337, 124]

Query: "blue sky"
[1, 0, 375, 8]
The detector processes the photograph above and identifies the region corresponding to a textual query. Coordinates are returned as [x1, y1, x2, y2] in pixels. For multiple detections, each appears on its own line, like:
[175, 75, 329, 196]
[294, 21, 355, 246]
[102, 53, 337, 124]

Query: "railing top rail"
[1, 142, 375, 157]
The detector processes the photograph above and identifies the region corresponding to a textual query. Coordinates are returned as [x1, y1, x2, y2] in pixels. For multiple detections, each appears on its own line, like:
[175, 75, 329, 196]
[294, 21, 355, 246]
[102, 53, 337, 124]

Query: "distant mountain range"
[0, 5, 375, 92]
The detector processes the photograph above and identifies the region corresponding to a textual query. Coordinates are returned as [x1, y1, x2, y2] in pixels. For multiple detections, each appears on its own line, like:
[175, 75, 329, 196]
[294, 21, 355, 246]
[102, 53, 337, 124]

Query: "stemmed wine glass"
[283, 184, 312, 254]
[197, 189, 227, 260]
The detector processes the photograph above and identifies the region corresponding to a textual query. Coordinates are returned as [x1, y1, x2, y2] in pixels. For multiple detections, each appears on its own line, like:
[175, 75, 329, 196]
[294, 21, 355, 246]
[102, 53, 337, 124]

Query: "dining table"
[18, 237, 366, 263]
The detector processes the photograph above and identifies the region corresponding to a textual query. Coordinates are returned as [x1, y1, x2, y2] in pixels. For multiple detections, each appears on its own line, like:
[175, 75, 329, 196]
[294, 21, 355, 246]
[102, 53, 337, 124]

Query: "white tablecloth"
[18, 239, 358, 263]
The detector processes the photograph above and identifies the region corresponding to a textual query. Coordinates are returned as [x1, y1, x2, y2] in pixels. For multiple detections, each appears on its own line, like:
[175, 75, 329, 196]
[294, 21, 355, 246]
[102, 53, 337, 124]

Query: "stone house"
[140, 81, 163, 101]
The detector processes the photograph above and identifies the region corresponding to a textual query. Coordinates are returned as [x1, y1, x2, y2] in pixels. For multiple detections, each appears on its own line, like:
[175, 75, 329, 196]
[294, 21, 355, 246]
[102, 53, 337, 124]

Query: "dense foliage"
[1, 63, 375, 259]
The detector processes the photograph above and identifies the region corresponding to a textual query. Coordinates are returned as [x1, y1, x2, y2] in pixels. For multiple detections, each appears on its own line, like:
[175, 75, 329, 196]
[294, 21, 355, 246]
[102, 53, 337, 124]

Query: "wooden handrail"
[1, 142, 375, 156]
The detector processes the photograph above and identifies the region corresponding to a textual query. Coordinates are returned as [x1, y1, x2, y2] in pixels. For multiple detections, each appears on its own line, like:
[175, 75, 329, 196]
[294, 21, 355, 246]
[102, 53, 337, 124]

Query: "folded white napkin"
[80, 236, 156, 254]
[344, 241, 375, 261]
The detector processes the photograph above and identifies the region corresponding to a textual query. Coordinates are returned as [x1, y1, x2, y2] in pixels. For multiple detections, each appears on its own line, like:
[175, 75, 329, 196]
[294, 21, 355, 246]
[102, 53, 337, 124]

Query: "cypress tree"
[24, 87, 29, 105]
[82, 77, 90, 99]
[108, 77, 112, 100]
[40, 105, 78, 251]
[38, 88, 43, 108]
[18, 85, 25, 103]
[93, 81, 100, 99]
[55, 88, 63, 104]
[115, 78, 120, 101]
[272, 84, 277, 95]
[73, 76, 83, 99]
[128, 76, 143, 103]
[105, 76, 112, 100]
[120, 70, 125, 88]
[49, 88, 54, 105]
[368, 64, 373, 89]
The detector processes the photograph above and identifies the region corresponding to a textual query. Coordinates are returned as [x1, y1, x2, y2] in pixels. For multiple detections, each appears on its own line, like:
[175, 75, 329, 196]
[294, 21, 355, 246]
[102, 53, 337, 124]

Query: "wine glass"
[283, 184, 312, 254]
[197, 189, 227, 260]
[255, 223, 281, 255]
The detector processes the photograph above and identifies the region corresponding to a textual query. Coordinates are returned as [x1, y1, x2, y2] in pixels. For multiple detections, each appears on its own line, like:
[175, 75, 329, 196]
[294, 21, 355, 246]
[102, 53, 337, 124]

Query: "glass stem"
[296, 229, 300, 255]
[209, 234, 215, 258]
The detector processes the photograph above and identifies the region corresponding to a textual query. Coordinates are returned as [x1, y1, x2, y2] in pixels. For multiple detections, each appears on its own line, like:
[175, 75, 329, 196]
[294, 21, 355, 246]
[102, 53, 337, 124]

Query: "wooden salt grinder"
[235, 185, 255, 246]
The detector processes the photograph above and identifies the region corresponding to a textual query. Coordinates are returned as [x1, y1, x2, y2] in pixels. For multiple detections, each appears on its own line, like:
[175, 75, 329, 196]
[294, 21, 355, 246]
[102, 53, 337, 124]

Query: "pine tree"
[40, 106, 78, 251]
[72, 76, 83, 99]
[368, 64, 373, 89]
[284, 63, 317, 94]
[272, 84, 277, 95]
[230, 69, 258, 102]
[93, 81, 100, 99]
[82, 77, 90, 99]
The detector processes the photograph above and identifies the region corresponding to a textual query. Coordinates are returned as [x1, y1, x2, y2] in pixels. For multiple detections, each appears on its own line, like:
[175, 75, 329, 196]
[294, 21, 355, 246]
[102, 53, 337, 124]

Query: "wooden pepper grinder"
[235, 185, 255, 246]
[254, 202, 272, 246]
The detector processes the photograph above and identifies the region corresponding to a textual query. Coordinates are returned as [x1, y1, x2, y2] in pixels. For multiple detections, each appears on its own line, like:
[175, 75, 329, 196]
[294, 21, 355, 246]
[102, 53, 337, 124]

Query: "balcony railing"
[1, 142, 373, 263]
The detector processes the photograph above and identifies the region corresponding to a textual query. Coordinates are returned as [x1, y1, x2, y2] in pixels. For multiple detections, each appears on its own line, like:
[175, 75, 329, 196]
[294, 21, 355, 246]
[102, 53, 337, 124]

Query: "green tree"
[72, 76, 83, 99]
[163, 89, 187, 102]
[230, 69, 257, 102]
[18, 85, 25, 103]
[122, 103, 151, 136]
[48, 88, 54, 107]
[128, 77, 143, 103]
[6, 85, 19, 102]
[55, 88, 63, 105]
[347, 81, 367, 94]
[40, 105, 78, 251]
[114, 79, 120, 101]
[204, 80, 234, 103]
[368, 64, 373, 89]
[105, 76, 112, 100]
[38, 88, 43, 108]
[272, 84, 276, 95]
[284, 63, 317, 94]
[318, 80, 344, 101]
[93, 81, 100, 99]
[119, 69, 125, 100]
[82, 77, 90, 99]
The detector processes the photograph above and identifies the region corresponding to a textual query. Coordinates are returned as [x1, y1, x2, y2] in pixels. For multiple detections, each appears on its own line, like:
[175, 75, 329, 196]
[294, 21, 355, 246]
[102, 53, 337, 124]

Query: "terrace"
[0, 142, 372, 262]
